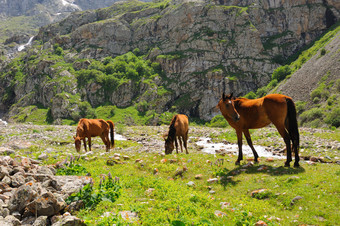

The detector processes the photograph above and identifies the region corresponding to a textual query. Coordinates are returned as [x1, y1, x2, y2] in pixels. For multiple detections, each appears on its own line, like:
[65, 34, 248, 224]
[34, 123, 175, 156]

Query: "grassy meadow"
[1, 124, 339, 225]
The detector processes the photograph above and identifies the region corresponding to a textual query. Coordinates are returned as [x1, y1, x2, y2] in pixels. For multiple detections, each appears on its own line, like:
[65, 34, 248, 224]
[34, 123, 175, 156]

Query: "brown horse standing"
[73, 118, 115, 152]
[217, 93, 300, 167]
[164, 114, 189, 154]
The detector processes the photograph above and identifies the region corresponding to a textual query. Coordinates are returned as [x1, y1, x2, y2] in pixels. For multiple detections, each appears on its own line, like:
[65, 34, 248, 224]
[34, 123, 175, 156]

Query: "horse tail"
[286, 98, 300, 152]
[107, 120, 115, 148]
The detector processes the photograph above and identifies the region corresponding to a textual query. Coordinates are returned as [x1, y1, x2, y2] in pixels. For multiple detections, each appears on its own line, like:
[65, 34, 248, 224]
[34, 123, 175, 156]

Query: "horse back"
[77, 118, 109, 137]
[173, 114, 189, 136]
[262, 94, 290, 124]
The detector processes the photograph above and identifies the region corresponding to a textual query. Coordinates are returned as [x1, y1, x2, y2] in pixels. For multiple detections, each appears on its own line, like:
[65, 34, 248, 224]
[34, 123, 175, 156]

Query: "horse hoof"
[235, 161, 240, 165]
[294, 162, 300, 168]
[284, 162, 290, 167]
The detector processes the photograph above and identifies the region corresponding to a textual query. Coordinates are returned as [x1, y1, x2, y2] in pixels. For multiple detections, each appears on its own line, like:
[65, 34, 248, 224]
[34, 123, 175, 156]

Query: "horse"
[163, 114, 189, 154]
[217, 93, 300, 167]
[73, 118, 115, 152]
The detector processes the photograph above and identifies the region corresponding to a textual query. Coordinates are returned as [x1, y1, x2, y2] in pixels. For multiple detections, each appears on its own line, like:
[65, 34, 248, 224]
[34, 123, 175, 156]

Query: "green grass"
[75, 151, 340, 225]
[2, 124, 339, 225]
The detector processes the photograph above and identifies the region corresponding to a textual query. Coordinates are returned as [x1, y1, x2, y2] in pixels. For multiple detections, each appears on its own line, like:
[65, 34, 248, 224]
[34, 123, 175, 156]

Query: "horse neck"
[167, 123, 176, 142]
[76, 124, 85, 137]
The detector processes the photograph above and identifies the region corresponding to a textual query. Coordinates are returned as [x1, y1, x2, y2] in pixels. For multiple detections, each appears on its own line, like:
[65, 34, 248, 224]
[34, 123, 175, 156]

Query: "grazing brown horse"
[217, 93, 300, 167]
[164, 114, 189, 154]
[73, 118, 115, 152]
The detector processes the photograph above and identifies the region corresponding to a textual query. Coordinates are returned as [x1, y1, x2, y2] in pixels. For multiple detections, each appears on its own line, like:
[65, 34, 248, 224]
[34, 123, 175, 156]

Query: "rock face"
[0, 0, 339, 121]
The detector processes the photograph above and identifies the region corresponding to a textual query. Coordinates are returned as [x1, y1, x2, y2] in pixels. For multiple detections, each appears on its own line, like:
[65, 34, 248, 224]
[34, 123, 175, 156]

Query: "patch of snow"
[61, 0, 81, 10]
[18, 36, 34, 52]
[115, 133, 126, 141]
[196, 137, 284, 159]
[0, 119, 8, 126]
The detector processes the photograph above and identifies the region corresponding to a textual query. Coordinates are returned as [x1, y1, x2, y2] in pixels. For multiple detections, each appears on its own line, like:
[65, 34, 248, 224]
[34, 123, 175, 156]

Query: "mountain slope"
[0, 0, 339, 124]
[275, 26, 340, 128]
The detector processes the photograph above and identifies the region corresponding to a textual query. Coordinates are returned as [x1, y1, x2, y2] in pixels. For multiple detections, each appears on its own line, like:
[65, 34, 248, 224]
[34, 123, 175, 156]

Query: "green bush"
[310, 89, 322, 100]
[256, 87, 268, 98]
[295, 101, 306, 114]
[272, 65, 292, 82]
[244, 91, 256, 99]
[300, 108, 324, 125]
[66, 175, 121, 210]
[206, 115, 229, 128]
[320, 48, 326, 56]
[325, 107, 340, 127]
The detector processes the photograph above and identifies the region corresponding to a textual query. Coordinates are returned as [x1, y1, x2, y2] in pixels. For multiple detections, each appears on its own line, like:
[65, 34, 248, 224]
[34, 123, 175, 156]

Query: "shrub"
[335, 79, 340, 92]
[310, 89, 322, 100]
[79, 101, 97, 119]
[320, 48, 326, 56]
[136, 101, 149, 113]
[206, 115, 229, 128]
[256, 87, 268, 98]
[300, 108, 324, 125]
[295, 101, 306, 114]
[66, 175, 121, 210]
[313, 97, 320, 103]
[325, 107, 340, 127]
[272, 65, 292, 82]
[244, 91, 256, 99]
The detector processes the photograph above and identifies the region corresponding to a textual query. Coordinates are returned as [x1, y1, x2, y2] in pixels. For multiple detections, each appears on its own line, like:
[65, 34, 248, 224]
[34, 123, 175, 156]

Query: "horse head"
[218, 92, 240, 122]
[73, 136, 83, 152]
[164, 138, 174, 154]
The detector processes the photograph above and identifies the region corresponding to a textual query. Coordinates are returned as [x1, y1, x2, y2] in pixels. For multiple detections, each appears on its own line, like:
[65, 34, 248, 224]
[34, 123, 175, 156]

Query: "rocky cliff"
[0, 0, 339, 123]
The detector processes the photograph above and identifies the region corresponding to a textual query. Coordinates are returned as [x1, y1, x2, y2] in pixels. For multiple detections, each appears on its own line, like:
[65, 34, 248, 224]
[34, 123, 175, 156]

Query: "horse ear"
[222, 92, 226, 100]
[230, 92, 233, 98]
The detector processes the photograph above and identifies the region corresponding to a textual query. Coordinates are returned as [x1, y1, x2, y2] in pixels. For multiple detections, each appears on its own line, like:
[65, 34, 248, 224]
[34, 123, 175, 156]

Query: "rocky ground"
[0, 122, 339, 225]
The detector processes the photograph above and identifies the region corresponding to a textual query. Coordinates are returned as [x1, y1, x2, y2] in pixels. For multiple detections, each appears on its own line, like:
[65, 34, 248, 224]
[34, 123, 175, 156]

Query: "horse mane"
[167, 115, 177, 142]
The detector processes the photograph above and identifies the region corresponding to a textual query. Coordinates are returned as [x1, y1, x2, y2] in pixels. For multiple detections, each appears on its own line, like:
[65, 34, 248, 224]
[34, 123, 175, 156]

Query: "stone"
[119, 211, 139, 223]
[195, 174, 203, 179]
[207, 178, 218, 183]
[214, 210, 227, 217]
[0, 205, 9, 218]
[0, 148, 15, 156]
[186, 181, 195, 187]
[291, 196, 303, 205]
[33, 216, 48, 226]
[11, 173, 25, 187]
[251, 189, 269, 197]
[220, 202, 230, 209]
[145, 188, 155, 196]
[64, 200, 84, 214]
[255, 220, 267, 226]
[51, 215, 86, 226]
[4, 215, 21, 226]
[38, 153, 49, 160]
[8, 184, 37, 213]
[0, 166, 9, 180]
[24, 192, 66, 217]
[265, 158, 274, 162]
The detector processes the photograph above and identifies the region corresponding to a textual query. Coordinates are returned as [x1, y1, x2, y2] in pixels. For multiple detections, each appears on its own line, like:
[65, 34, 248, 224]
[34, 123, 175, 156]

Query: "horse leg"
[100, 135, 109, 152]
[293, 142, 300, 168]
[83, 138, 87, 152]
[235, 130, 243, 165]
[174, 137, 179, 154]
[88, 136, 92, 152]
[183, 133, 189, 154]
[275, 125, 292, 167]
[178, 136, 183, 153]
[243, 129, 259, 163]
